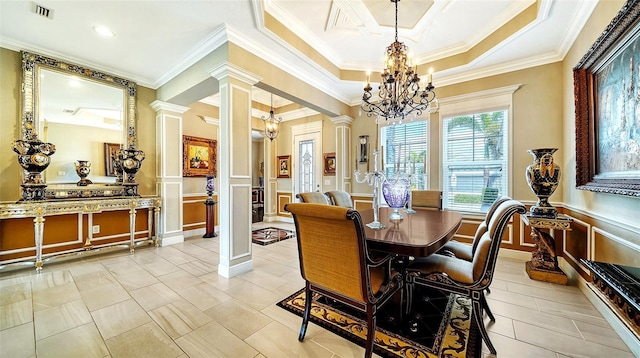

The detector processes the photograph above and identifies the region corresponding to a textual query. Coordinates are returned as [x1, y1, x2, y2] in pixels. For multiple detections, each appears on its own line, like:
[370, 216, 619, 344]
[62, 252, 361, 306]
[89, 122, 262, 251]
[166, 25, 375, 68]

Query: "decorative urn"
[525, 148, 561, 218]
[74, 160, 93, 186]
[12, 137, 56, 200]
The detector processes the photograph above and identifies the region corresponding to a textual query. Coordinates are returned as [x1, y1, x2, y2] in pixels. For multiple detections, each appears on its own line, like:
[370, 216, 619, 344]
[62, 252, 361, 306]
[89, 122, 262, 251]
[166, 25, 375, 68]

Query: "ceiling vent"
[33, 2, 54, 19]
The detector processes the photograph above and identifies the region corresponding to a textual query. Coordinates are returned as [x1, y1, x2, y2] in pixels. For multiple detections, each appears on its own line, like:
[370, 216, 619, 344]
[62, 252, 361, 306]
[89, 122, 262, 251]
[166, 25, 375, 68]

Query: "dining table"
[359, 207, 463, 258]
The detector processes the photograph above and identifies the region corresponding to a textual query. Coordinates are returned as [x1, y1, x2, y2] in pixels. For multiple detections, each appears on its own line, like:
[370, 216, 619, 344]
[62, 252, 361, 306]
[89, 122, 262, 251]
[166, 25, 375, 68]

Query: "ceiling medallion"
[361, 0, 437, 124]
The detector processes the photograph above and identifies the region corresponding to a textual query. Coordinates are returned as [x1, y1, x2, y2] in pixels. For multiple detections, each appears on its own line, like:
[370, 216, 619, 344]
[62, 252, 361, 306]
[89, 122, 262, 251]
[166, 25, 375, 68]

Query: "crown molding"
[153, 24, 229, 89]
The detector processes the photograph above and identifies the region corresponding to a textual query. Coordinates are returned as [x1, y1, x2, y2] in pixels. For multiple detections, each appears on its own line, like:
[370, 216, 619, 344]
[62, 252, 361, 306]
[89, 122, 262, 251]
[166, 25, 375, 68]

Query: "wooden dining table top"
[359, 207, 463, 257]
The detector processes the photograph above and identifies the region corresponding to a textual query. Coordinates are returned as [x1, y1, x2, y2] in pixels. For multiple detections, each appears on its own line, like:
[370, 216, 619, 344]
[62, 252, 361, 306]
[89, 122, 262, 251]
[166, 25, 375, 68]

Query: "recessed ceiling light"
[93, 25, 114, 38]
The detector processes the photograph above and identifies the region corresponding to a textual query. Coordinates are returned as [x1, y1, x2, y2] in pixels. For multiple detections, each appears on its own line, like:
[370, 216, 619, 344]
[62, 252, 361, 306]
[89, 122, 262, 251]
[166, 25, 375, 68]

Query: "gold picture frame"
[277, 155, 291, 178]
[183, 135, 217, 177]
[323, 152, 336, 176]
[103, 142, 120, 177]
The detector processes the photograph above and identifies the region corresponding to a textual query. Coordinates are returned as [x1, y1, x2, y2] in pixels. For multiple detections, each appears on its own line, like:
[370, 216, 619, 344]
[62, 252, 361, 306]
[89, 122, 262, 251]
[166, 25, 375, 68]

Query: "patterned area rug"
[277, 286, 480, 358]
[251, 227, 295, 246]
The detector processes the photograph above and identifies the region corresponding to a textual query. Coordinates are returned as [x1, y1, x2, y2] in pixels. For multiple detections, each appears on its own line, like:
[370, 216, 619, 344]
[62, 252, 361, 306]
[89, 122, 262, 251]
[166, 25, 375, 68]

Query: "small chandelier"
[361, 0, 436, 124]
[262, 93, 282, 141]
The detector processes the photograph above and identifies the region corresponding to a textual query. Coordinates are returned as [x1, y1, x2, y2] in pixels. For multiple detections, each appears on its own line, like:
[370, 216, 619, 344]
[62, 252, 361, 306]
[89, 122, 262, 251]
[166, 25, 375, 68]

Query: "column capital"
[330, 115, 354, 125]
[150, 100, 190, 114]
[209, 62, 261, 86]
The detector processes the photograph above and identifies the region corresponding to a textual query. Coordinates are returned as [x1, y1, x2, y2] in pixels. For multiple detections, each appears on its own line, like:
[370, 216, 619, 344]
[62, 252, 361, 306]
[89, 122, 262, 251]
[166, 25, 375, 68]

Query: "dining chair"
[285, 203, 403, 358]
[325, 190, 354, 208]
[439, 196, 511, 261]
[405, 199, 526, 355]
[296, 192, 330, 204]
[410, 190, 442, 210]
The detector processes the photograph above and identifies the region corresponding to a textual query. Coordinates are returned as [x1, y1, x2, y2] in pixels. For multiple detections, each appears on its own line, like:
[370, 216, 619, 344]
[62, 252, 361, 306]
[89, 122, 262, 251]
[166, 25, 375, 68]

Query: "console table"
[581, 260, 640, 340]
[0, 196, 161, 272]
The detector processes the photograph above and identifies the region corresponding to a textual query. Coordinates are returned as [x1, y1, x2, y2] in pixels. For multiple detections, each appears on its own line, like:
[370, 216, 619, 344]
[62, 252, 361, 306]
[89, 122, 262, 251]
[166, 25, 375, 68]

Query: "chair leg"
[472, 297, 496, 354]
[298, 285, 312, 341]
[481, 291, 495, 322]
[404, 281, 414, 315]
[364, 305, 376, 358]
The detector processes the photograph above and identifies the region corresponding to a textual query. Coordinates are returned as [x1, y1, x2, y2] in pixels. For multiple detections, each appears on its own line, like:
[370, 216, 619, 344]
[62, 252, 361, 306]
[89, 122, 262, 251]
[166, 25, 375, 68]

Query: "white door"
[293, 130, 322, 200]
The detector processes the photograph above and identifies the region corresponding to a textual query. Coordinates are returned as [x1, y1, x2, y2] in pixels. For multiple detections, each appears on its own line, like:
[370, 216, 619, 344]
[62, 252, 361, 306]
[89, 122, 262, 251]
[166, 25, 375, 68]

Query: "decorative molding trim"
[330, 115, 354, 124]
[150, 100, 190, 114]
[209, 61, 261, 85]
[199, 115, 219, 125]
[561, 214, 591, 271]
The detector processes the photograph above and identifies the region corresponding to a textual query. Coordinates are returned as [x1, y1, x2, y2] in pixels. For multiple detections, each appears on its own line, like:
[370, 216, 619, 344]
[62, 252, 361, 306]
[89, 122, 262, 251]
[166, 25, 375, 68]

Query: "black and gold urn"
[118, 147, 145, 196]
[525, 148, 561, 218]
[12, 138, 56, 200]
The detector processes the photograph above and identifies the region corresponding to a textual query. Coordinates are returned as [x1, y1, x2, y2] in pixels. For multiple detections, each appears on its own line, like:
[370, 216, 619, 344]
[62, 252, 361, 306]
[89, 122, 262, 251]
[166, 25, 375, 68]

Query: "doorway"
[292, 122, 322, 200]
[251, 130, 265, 222]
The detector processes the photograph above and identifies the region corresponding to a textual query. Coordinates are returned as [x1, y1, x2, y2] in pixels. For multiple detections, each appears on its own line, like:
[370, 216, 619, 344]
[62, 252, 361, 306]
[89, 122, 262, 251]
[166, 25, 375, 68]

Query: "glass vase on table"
[382, 174, 411, 225]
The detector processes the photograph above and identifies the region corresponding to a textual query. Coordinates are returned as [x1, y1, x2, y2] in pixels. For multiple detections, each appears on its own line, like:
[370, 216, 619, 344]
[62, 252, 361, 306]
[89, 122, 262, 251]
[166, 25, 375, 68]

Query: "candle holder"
[354, 149, 386, 229]
[406, 173, 416, 214]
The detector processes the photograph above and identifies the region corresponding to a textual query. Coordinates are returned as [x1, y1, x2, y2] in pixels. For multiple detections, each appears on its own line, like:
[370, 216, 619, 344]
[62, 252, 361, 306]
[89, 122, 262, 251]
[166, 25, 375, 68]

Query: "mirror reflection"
[38, 68, 125, 184]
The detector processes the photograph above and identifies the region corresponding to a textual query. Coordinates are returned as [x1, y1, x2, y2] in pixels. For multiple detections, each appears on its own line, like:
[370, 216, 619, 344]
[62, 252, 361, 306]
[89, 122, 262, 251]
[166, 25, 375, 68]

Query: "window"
[442, 110, 508, 213]
[380, 120, 428, 189]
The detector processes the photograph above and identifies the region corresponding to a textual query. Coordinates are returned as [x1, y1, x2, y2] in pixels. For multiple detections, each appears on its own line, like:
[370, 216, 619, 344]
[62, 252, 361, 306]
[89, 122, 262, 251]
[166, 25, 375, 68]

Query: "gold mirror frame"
[20, 51, 139, 199]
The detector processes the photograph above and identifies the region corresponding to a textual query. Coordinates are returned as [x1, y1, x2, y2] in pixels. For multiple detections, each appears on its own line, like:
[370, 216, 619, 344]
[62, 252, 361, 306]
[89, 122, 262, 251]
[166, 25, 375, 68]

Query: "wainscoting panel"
[277, 192, 292, 217]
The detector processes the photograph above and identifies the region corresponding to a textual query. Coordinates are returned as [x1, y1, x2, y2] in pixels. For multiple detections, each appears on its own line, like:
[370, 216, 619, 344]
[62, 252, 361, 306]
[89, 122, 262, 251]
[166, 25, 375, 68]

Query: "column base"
[526, 261, 568, 285]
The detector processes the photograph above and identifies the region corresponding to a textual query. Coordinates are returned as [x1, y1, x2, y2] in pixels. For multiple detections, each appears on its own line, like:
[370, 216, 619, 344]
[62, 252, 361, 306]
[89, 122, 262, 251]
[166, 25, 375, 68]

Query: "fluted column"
[210, 62, 260, 278]
[331, 115, 354, 193]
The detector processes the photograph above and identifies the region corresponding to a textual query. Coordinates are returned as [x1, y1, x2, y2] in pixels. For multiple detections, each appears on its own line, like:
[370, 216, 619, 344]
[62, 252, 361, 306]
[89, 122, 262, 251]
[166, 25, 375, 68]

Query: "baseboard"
[182, 227, 206, 239]
[159, 232, 184, 246]
[560, 258, 640, 356]
[218, 259, 253, 278]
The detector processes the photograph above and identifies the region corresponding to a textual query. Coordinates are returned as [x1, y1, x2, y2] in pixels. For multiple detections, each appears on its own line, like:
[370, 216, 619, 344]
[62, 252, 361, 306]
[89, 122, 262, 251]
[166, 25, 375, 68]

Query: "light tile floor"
[0, 221, 635, 358]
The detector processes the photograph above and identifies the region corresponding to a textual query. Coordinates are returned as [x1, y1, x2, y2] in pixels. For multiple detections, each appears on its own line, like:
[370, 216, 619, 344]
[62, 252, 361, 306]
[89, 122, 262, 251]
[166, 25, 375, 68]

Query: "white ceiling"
[0, 0, 598, 111]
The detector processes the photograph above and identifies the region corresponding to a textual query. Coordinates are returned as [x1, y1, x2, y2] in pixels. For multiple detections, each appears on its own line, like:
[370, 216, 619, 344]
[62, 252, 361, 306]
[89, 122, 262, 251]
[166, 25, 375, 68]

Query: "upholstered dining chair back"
[285, 203, 402, 358]
[439, 196, 511, 261]
[296, 192, 329, 204]
[325, 190, 354, 208]
[406, 199, 526, 355]
[411, 190, 442, 210]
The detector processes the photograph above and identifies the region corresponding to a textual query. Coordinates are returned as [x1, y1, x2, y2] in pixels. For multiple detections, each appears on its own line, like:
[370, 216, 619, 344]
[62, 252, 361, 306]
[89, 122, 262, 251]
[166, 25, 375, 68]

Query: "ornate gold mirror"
[16, 51, 143, 200]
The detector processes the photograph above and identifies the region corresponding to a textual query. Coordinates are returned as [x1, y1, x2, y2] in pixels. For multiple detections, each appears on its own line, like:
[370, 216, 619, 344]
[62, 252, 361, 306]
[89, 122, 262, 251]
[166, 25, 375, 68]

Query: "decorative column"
[262, 137, 278, 222]
[522, 214, 572, 285]
[330, 115, 353, 192]
[210, 62, 260, 278]
[150, 100, 190, 246]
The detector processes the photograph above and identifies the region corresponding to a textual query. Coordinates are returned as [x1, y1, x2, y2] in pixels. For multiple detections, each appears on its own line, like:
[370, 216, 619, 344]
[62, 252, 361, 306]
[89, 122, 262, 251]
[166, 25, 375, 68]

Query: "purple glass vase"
[382, 177, 411, 223]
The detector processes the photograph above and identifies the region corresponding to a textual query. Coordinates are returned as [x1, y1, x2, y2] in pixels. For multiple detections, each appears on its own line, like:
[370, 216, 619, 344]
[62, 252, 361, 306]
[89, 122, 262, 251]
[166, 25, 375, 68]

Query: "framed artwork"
[183, 135, 217, 177]
[323, 152, 336, 176]
[573, 1, 640, 197]
[277, 155, 291, 178]
[103, 142, 120, 177]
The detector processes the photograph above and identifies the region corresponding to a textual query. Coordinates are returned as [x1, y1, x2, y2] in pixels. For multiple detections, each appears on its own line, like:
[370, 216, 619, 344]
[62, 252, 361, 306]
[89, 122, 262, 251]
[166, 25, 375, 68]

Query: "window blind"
[442, 110, 508, 213]
[380, 120, 428, 189]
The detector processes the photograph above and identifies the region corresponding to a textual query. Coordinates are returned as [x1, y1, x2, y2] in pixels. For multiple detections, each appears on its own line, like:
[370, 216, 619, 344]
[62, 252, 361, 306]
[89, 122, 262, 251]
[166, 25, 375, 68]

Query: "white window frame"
[438, 85, 520, 214]
[379, 118, 429, 189]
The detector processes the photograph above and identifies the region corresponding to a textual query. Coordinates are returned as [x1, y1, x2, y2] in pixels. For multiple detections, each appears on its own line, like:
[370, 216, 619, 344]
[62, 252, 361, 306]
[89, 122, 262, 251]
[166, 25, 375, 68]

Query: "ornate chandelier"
[361, 0, 436, 124]
[262, 94, 282, 141]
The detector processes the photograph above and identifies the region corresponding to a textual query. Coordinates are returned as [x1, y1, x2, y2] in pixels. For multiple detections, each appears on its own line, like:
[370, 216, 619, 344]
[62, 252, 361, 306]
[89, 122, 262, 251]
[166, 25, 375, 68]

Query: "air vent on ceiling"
[33, 2, 54, 19]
